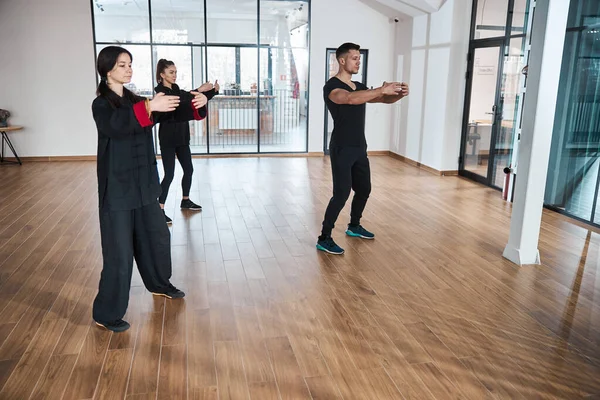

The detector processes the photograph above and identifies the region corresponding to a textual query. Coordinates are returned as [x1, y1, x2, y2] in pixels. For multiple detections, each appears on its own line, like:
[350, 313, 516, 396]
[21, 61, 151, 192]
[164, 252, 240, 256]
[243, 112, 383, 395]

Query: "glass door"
[323, 48, 368, 155]
[492, 37, 528, 188]
[460, 40, 506, 186]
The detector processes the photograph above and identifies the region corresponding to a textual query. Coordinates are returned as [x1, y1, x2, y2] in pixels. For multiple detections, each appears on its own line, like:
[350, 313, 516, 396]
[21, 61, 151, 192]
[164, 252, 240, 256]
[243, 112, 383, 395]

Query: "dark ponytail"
[96, 46, 144, 108]
[156, 58, 175, 84]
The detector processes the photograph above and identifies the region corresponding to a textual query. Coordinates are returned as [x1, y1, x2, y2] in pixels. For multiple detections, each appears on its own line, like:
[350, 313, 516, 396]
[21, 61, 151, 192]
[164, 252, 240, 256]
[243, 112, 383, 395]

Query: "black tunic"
[154, 83, 217, 148]
[92, 95, 206, 211]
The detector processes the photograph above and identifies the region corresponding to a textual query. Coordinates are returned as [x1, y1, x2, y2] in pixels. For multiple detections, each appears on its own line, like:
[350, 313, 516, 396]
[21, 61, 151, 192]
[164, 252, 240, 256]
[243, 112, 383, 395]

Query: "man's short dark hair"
[336, 43, 360, 60]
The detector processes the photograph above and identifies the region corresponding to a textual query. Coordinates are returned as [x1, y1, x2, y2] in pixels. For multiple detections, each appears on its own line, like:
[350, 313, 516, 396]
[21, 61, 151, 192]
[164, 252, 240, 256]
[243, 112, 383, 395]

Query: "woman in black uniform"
[155, 58, 219, 224]
[91, 46, 208, 332]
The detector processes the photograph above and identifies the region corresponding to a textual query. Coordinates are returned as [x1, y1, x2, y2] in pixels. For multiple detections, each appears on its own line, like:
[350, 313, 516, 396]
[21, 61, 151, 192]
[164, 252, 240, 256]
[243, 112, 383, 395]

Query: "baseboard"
[2, 155, 97, 162]
[188, 152, 322, 159]
[5, 154, 318, 162]
[367, 150, 391, 156]
[440, 170, 459, 176]
[313, 150, 391, 157]
[6, 151, 394, 162]
[182, 151, 388, 158]
[388, 151, 458, 176]
[5, 151, 458, 177]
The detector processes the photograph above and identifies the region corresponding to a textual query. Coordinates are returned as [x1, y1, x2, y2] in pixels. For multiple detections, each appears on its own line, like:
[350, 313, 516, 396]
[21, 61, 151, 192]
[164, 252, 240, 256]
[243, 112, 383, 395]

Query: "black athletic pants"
[321, 146, 371, 237]
[92, 202, 173, 323]
[159, 145, 193, 204]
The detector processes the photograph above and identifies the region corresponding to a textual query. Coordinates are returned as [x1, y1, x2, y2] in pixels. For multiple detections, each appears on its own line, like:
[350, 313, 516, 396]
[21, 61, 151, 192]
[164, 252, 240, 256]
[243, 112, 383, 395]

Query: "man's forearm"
[345, 87, 386, 105]
[382, 93, 404, 104]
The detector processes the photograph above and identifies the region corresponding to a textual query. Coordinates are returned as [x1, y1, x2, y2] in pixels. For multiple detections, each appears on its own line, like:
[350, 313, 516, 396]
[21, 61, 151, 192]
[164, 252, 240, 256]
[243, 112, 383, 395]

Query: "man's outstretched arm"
[329, 82, 403, 105]
[369, 82, 409, 104]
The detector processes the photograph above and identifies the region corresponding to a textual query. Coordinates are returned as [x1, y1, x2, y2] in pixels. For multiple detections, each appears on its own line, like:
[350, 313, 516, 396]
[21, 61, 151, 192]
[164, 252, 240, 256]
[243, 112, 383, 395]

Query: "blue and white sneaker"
[345, 224, 375, 239]
[316, 236, 345, 255]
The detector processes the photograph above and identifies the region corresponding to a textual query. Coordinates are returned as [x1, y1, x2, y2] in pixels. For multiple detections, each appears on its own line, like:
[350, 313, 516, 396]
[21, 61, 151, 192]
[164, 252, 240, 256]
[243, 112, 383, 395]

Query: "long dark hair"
[156, 58, 175, 84]
[96, 46, 143, 108]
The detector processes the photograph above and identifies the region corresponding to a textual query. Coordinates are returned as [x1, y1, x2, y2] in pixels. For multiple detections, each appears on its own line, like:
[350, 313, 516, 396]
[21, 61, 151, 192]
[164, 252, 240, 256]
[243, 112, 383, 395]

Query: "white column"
[503, 0, 570, 266]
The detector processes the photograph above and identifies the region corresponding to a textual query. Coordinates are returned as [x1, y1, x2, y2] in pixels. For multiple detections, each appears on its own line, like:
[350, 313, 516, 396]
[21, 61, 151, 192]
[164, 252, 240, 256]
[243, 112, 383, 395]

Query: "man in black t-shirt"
[317, 42, 409, 255]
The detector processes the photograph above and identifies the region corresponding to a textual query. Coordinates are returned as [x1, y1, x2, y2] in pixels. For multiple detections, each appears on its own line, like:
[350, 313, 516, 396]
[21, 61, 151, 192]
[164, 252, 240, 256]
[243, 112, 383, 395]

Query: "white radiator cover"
[219, 109, 258, 129]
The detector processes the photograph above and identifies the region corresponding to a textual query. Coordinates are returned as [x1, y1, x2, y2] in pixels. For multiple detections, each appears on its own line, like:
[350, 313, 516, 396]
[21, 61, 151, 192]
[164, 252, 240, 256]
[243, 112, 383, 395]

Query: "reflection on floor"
[463, 153, 511, 188]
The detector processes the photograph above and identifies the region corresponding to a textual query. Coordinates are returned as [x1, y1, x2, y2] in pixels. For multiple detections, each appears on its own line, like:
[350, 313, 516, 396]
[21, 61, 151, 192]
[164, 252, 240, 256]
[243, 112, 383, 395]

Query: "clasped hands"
[197, 79, 220, 93]
[149, 90, 209, 112]
[150, 79, 220, 112]
[381, 81, 409, 97]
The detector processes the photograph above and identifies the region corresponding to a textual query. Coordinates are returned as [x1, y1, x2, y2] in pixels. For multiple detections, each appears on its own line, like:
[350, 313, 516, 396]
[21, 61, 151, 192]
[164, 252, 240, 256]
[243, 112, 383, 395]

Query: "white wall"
[0, 0, 98, 157]
[442, 0, 472, 170]
[308, 0, 396, 152]
[390, 0, 471, 171]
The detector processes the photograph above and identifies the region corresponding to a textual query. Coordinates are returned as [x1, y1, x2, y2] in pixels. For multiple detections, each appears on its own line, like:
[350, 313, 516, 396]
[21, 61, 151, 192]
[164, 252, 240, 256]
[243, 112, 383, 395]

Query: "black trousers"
[321, 146, 372, 237]
[159, 145, 193, 204]
[92, 202, 173, 323]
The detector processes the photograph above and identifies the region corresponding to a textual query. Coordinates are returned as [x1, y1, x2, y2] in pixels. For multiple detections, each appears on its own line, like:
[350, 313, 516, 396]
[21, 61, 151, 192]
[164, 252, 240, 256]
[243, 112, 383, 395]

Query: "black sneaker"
[152, 284, 185, 299]
[316, 236, 345, 255]
[181, 199, 202, 211]
[346, 224, 375, 239]
[163, 210, 172, 224]
[95, 319, 130, 332]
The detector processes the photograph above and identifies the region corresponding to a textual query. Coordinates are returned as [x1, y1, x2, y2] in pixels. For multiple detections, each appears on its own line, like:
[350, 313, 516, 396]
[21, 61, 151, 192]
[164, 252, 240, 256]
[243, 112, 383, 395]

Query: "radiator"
[219, 109, 258, 129]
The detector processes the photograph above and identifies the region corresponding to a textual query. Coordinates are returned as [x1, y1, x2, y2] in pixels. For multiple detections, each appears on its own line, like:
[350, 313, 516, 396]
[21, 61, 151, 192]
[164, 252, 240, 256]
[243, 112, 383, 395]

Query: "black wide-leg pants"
[93, 201, 172, 323]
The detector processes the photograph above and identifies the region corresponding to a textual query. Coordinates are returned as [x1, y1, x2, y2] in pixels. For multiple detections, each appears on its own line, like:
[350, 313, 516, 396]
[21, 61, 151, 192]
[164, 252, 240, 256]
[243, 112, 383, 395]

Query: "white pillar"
[503, 0, 570, 266]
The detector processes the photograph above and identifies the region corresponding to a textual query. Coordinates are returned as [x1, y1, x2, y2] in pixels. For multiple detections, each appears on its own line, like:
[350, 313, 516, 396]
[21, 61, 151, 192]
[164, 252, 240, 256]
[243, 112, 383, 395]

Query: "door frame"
[323, 48, 369, 155]
[459, 38, 507, 187]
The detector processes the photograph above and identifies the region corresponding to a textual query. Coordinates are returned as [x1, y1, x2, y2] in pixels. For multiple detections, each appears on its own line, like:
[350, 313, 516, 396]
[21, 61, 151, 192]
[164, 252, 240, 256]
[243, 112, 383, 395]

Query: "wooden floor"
[1, 156, 600, 400]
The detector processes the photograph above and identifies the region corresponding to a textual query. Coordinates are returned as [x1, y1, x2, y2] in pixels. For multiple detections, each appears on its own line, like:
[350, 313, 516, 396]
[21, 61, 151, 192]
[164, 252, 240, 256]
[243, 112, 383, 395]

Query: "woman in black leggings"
[155, 59, 219, 224]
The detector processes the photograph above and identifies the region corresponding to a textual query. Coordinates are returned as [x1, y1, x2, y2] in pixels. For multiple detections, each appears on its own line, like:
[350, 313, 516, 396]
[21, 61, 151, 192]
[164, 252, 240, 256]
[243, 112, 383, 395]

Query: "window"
[207, 47, 237, 91]
[473, 0, 509, 39]
[93, 1, 150, 43]
[545, 1, 600, 224]
[91, 0, 310, 154]
[206, 0, 257, 45]
[151, 0, 205, 44]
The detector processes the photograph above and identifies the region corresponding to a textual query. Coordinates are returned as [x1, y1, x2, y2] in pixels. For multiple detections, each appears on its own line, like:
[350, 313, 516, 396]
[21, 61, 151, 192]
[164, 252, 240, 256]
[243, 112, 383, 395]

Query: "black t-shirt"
[324, 77, 368, 148]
